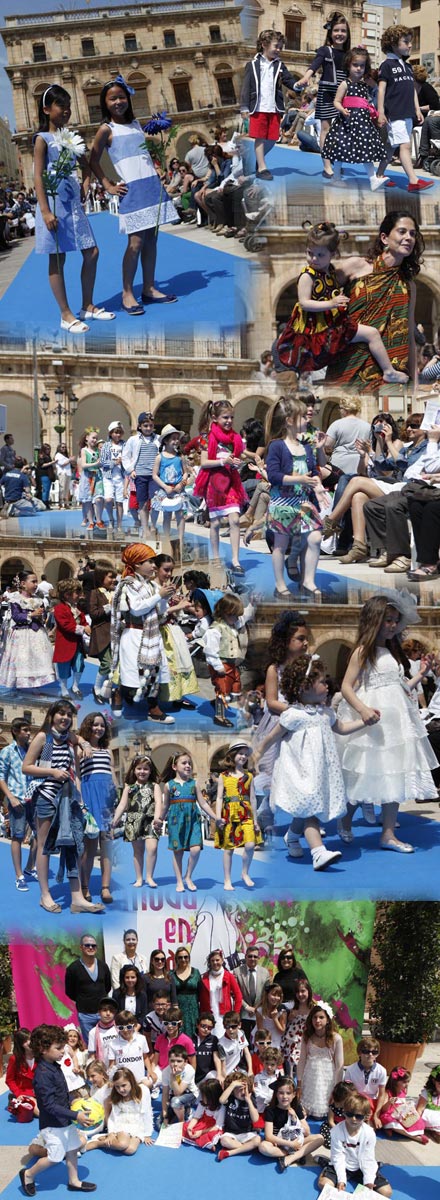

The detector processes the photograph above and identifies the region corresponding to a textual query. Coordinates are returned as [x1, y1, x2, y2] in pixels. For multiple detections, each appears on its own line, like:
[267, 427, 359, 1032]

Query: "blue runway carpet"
[270, 808, 440, 900]
[0, 835, 269, 935]
[0, 1093, 438, 1200]
[0, 214, 249, 341]
[258, 143, 440, 197]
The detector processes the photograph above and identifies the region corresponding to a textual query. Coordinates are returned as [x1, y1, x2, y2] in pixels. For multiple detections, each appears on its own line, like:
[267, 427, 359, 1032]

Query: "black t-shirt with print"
[195, 1032, 219, 1083]
[379, 56, 416, 122]
[224, 1095, 254, 1135]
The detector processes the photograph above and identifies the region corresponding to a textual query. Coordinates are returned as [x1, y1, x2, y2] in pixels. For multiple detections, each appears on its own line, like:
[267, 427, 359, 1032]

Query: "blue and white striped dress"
[80, 747, 116, 833]
[107, 120, 178, 235]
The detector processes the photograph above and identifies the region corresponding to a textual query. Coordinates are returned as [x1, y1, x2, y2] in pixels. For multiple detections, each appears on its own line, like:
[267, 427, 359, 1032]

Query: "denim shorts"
[35, 790, 58, 821]
[8, 800, 27, 840]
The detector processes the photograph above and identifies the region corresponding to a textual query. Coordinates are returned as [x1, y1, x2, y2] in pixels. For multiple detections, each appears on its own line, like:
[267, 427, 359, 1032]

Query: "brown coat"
[89, 588, 111, 657]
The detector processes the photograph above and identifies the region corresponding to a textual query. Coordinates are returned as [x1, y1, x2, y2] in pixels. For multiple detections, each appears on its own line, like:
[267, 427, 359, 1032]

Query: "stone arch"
[415, 273, 440, 343]
[233, 394, 272, 430]
[153, 395, 202, 437]
[0, 391, 36, 461]
[44, 557, 75, 587]
[209, 743, 234, 773]
[0, 556, 33, 589]
[313, 635, 354, 686]
[174, 128, 209, 159]
[72, 394, 132, 447]
[275, 279, 297, 333]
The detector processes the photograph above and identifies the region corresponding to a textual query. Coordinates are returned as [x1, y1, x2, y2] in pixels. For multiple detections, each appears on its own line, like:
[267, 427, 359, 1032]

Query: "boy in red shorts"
[240, 30, 298, 180]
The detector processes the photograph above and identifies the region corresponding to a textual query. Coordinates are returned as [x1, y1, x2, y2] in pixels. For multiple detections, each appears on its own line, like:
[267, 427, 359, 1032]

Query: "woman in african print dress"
[325, 211, 421, 392]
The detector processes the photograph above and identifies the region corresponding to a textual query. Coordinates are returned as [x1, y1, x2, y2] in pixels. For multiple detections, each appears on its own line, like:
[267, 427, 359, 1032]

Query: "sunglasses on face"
[122, 1024, 136, 1030]
[154, 956, 166, 963]
[345, 1112, 364, 1120]
[363, 1050, 380, 1056]
[83, 943, 97, 949]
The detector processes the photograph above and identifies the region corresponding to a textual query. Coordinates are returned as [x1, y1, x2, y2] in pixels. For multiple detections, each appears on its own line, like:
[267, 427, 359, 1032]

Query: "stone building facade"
[1, 0, 246, 187]
[401, 0, 440, 77]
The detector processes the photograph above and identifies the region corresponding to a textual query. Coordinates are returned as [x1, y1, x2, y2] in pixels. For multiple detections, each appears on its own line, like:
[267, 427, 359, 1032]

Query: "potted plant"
[368, 902, 440, 1075]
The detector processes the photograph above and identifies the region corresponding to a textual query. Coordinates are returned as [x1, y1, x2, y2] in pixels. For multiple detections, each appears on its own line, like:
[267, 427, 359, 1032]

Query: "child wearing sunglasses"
[344, 1036, 387, 1126]
[317, 1092, 392, 1195]
[107, 1011, 153, 1084]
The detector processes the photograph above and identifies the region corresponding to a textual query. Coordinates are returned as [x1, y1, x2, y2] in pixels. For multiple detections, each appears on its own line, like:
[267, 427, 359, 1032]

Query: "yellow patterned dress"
[276, 265, 358, 372]
[214, 770, 264, 850]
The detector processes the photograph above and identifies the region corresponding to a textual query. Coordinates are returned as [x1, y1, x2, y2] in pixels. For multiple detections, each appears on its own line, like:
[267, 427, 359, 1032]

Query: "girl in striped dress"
[22, 701, 103, 914]
[78, 713, 118, 905]
[295, 11, 351, 179]
[90, 75, 178, 315]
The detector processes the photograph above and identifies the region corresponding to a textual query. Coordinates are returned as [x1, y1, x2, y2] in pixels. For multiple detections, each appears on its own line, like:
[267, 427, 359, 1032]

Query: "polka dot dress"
[323, 81, 385, 164]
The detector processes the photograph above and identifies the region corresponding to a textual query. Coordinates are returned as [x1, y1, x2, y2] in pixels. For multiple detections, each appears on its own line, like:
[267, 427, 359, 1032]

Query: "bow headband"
[315, 1001, 333, 1019]
[391, 1067, 408, 1079]
[105, 73, 135, 95]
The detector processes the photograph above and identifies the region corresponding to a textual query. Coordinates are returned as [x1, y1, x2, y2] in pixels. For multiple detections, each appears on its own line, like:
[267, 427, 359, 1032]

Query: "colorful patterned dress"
[325, 257, 411, 392]
[214, 771, 263, 850]
[276, 265, 358, 373]
[167, 778, 203, 850]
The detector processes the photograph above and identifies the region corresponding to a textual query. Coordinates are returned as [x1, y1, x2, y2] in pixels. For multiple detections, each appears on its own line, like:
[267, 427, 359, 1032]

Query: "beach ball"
[71, 1098, 105, 1132]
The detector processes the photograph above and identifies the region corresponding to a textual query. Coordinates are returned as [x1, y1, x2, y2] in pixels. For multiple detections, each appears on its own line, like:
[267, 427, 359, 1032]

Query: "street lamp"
[39, 387, 78, 440]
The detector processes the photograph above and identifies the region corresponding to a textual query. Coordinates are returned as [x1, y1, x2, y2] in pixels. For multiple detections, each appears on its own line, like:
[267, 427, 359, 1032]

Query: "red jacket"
[53, 602, 88, 664]
[6, 1054, 36, 1098]
[198, 970, 243, 1017]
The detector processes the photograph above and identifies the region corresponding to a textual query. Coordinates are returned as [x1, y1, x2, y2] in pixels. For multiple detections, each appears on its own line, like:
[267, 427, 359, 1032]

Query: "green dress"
[171, 967, 201, 1039]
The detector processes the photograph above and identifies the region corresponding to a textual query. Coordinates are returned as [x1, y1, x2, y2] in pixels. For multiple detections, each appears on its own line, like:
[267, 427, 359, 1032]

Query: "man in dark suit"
[233, 946, 270, 1043]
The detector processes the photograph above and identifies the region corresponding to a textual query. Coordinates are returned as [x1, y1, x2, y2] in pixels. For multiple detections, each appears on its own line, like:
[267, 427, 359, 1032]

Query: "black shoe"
[67, 1186, 97, 1193]
[19, 1171, 36, 1197]
[181, 698, 197, 709]
[214, 716, 233, 727]
[276, 1158, 287, 1174]
[92, 688, 105, 705]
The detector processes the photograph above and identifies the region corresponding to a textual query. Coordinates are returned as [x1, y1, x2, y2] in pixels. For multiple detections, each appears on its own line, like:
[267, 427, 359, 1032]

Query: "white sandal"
[79, 307, 115, 321]
[60, 318, 89, 333]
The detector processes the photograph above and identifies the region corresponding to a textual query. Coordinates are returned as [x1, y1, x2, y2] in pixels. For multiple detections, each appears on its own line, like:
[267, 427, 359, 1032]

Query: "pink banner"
[10, 940, 76, 1027]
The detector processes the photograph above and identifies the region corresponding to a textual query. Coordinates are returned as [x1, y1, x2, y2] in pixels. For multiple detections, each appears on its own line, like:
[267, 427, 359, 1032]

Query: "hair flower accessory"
[391, 1067, 407, 1079]
[113, 73, 135, 95]
[317, 1001, 334, 1019]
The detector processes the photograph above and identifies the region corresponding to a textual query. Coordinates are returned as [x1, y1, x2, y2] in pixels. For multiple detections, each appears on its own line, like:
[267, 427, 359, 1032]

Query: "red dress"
[276, 265, 358, 373]
[53, 602, 88, 663]
[193, 423, 247, 515]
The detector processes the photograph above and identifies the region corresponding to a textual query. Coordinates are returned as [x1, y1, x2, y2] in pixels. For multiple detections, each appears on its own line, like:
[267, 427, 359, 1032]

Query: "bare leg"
[320, 120, 332, 174]
[255, 139, 268, 172]
[302, 530, 322, 591]
[229, 512, 241, 568]
[105, 498, 114, 526]
[184, 845, 201, 889]
[81, 835, 97, 893]
[173, 849, 185, 891]
[36, 817, 55, 906]
[145, 836, 158, 886]
[100, 832, 112, 891]
[70, 868, 103, 909]
[80, 246, 99, 310]
[132, 838, 145, 885]
[115, 500, 124, 530]
[272, 530, 290, 592]
[141, 228, 173, 300]
[241, 841, 255, 887]
[351, 491, 368, 542]
[24, 835, 37, 874]
[353, 324, 408, 382]
[139, 502, 150, 539]
[48, 252, 78, 324]
[122, 233, 143, 307]
[380, 801, 413, 851]
[329, 478, 383, 524]
[223, 848, 234, 890]
[399, 141, 419, 186]
[209, 514, 221, 561]
[304, 818, 324, 852]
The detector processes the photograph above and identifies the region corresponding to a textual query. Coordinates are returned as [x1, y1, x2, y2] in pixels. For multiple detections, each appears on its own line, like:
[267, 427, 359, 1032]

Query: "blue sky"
[0, 0, 402, 130]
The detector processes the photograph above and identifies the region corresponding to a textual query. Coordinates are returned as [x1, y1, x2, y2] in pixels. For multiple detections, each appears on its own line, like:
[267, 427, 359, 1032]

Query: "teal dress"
[167, 778, 202, 850]
[171, 967, 202, 1039]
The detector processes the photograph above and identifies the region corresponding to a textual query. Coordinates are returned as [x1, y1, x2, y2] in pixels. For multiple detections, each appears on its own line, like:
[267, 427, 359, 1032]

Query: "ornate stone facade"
[1, 0, 247, 187]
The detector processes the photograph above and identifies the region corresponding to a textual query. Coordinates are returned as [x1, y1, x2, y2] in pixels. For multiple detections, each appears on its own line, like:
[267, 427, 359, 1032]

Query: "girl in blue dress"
[34, 84, 117, 333]
[160, 752, 216, 892]
[151, 425, 188, 551]
[78, 712, 118, 904]
[90, 76, 179, 315]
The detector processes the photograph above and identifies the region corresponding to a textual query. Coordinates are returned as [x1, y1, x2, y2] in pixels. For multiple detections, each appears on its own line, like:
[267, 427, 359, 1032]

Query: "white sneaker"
[362, 803, 376, 825]
[370, 175, 386, 191]
[284, 831, 304, 858]
[312, 847, 342, 871]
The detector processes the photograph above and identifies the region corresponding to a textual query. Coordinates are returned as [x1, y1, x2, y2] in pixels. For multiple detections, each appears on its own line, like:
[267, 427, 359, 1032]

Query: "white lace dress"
[298, 1038, 342, 1119]
[336, 648, 437, 806]
[269, 704, 347, 822]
